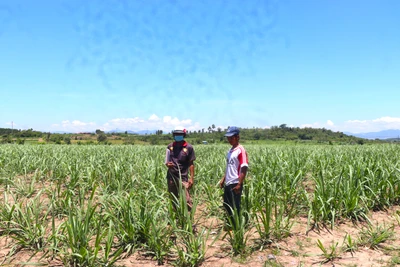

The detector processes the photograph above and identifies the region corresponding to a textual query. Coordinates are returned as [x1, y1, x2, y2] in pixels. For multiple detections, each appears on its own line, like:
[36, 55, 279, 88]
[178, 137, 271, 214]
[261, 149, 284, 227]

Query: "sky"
[1, 0, 399, 134]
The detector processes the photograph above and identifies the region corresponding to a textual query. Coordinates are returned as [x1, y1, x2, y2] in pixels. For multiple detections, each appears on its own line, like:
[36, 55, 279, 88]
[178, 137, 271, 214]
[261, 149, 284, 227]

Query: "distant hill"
[106, 129, 156, 135]
[51, 131, 71, 134]
[346, 129, 400, 140]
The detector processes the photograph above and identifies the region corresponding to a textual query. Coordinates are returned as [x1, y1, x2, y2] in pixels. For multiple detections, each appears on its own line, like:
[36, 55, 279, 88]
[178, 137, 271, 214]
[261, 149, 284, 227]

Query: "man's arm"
[165, 149, 174, 168]
[238, 166, 248, 186]
[188, 161, 195, 189]
[233, 166, 247, 193]
[220, 174, 226, 188]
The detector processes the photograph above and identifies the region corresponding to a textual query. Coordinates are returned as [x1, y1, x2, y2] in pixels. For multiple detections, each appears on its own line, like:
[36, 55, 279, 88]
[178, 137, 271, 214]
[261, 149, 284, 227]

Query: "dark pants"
[168, 179, 192, 212]
[223, 183, 242, 228]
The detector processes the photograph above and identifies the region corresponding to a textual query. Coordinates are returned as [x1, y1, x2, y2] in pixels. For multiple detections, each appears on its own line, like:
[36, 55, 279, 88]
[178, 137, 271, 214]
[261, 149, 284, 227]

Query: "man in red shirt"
[165, 129, 196, 211]
[219, 126, 248, 229]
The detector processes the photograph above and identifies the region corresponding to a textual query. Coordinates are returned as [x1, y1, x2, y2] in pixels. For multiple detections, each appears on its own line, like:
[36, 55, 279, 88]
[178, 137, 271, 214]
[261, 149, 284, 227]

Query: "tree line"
[0, 125, 380, 145]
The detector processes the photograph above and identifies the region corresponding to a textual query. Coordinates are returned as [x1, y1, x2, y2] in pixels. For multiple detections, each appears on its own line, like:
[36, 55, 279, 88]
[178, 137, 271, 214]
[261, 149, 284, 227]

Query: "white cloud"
[106, 115, 202, 133]
[341, 116, 400, 133]
[163, 116, 181, 126]
[50, 115, 203, 133]
[47, 116, 400, 134]
[301, 120, 333, 129]
[300, 122, 321, 128]
[317, 116, 400, 133]
[51, 120, 97, 132]
[372, 117, 400, 123]
[5, 121, 16, 127]
[148, 114, 160, 121]
[105, 117, 145, 128]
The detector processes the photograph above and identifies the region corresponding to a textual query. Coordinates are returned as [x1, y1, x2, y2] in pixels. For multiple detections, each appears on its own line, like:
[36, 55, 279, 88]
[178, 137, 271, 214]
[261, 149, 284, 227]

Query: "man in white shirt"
[219, 126, 248, 229]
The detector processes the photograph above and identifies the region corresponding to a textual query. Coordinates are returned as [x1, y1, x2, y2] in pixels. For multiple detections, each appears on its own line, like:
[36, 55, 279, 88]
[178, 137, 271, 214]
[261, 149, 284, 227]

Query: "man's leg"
[181, 181, 192, 212]
[233, 185, 242, 217]
[223, 184, 242, 229]
[168, 179, 179, 210]
[223, 184, 235, 228]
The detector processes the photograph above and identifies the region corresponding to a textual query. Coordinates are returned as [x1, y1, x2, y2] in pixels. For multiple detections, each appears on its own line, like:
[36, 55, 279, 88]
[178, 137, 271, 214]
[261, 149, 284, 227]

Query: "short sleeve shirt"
[225, 144, 248, 186]
[165, 141, 196, 181]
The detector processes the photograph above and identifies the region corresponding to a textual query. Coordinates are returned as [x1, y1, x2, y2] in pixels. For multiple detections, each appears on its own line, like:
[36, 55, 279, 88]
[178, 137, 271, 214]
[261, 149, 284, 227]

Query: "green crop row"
[0, 144, 399, 266]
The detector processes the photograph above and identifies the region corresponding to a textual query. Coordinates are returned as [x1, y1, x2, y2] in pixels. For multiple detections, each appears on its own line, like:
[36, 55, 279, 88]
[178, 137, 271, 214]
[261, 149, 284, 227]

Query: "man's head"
[172, 129, 186, 142]
[224, 126, 240, 145]
[224, 126, 240, 137]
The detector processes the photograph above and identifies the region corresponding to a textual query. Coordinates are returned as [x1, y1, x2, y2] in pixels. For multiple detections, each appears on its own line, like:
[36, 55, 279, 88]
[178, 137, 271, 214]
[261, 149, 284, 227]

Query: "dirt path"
[1, 204, 399, 267]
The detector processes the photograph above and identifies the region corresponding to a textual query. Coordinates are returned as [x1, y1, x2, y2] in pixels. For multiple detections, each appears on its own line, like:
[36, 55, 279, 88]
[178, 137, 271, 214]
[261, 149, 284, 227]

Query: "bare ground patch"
[1, 176, 399, 267]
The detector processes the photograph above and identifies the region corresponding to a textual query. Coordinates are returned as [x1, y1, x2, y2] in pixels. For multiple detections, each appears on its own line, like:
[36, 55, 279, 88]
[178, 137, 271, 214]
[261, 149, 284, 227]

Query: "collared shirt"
[165, 141, 196, 181]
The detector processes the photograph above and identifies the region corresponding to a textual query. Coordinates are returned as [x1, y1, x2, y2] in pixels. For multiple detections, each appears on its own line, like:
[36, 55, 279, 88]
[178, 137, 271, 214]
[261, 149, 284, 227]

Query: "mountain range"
[51, 128, 400, 140]
[51, 129, 156, 135]
[106, 129, 156, 135]
[345, 129, 400, 140]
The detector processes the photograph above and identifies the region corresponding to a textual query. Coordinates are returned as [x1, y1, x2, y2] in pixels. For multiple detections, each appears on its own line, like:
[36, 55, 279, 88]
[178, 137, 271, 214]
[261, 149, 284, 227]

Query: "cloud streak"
[50, 114, 201, 133]
[300, 117, 400, 133]
[342, 117, 400, 133]
[46, 116, 400, 134]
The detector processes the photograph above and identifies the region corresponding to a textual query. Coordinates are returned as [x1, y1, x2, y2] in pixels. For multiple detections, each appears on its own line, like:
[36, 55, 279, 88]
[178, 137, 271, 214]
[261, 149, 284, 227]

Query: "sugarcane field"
[1, 143, 400, 267]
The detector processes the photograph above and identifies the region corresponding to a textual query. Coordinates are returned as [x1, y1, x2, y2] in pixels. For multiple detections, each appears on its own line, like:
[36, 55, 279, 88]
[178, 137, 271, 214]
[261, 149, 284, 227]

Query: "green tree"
[279, 124, 287, 129]
[50, 134, 62, 144]
[97, 134, 107, 143]
[149, 135, 159, 145]
[357, 139, 365, 145]
[1, 135, 12, 144]
[64, 136, 71, 145]
[16, 138, 25, 145]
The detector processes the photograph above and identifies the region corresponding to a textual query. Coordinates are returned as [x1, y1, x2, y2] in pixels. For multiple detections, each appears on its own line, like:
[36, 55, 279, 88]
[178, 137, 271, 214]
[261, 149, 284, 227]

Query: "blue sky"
[1, 0, 399, 134]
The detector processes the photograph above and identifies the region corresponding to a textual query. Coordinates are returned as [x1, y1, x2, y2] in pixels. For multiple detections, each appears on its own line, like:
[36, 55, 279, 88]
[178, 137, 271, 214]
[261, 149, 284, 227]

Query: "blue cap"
[224, 126, 240, 137]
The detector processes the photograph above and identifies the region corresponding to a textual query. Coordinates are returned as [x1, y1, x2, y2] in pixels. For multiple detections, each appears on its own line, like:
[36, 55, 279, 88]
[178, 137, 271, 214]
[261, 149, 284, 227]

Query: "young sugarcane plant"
[316, 239, 341, 263]
[357, 223, 395, 250]
[0, 191, 16, 233]
[253, 180, 272, 248]
[170, 182, 209, 267]
[60, 187, 102, 266]
[98, 219, 124, 267]
[7, 190, 48, 252]
[223, 203, 250, 256]
[342, 233, 357, 256]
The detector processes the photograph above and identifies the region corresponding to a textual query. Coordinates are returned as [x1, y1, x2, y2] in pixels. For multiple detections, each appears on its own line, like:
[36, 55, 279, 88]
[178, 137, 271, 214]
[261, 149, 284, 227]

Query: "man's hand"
[232, 183, 242, 194]
[188, 178, 194, 189]
[219, 177, 225, 189]
[166, 162, 174, 168]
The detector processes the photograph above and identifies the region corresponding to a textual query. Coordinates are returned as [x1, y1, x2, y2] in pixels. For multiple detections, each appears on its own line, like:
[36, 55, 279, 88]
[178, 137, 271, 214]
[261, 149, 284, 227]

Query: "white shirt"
[225, 145, 248, 186]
